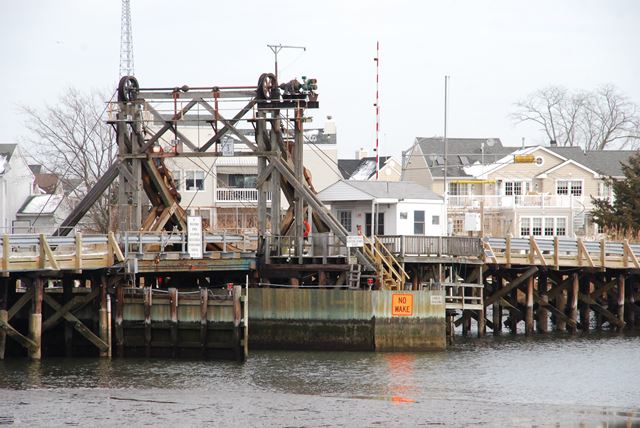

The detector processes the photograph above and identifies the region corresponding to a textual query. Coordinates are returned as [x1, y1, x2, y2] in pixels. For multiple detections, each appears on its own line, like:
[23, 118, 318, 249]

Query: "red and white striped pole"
[374, 41, 380, 180]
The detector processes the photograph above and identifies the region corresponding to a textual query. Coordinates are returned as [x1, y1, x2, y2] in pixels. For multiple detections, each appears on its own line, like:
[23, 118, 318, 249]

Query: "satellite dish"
[486, 138, 497, 147]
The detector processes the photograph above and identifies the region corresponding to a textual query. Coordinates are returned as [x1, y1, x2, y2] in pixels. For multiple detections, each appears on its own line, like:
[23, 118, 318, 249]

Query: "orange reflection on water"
[384, 353, 417, 404]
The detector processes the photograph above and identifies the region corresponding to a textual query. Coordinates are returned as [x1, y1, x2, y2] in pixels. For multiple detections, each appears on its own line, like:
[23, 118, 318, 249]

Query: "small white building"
[318, 180, 446, 237]
[0, 144, 35, 233]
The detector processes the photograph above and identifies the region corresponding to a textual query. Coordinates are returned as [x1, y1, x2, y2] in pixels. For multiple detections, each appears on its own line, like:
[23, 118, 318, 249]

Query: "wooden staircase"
[362, 236, 410, 290]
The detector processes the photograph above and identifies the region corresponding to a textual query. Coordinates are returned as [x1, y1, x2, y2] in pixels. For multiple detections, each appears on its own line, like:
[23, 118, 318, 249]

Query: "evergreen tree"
[591, 152, 640, 235]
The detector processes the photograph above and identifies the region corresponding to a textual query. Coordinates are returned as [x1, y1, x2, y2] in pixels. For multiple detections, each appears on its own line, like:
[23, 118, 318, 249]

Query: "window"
[229, 174, 257, 188]
[453, 218, 464, 234]
[432, 215, 440, 225]
[171, 170, 183, 191]
[185, 170, 205, 191]
[532, 217, 542, 236]
[365, 213, 385, 236]
[337, 210, 352, 232]
[414, 210, 425, 234]
[504, 181, 529, 195]
[556, 218, 566, 236]
[556, 180, 582, 197]
[544, 218, 554, 236]
[520, 218, 531, 236]
[449, 183, 470, 196]
[399, 212, 408, 220]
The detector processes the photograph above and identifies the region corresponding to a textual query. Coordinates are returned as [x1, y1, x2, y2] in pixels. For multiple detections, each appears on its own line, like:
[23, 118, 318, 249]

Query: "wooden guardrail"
[484, 236, 640, 269]
[376, 235, 483, 258]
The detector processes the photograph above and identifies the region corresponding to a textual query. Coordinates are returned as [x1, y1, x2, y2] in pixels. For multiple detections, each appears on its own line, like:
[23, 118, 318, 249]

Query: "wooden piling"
[62, 275, 74, 356]
[580, 277, 591, 333]
[478, 267, 485, 337]
[569, 273, 579, 335]
[169, 287, 178, 357]
[29, 278, 44, 360]
[537, 269, 548, 333]
[492, 274, 502, 336]
[617, 274, 625, 331]
[98, 275, 110, 358]
[200, 287, 208, 357]
[556, 286, 567, 332]
[525, 276, 534, 335]
[628, 278, 636, 328]
[509, 288, 518, 334]
[232, 285, 243, 361]
[143, 286, 152, 357]
[318, 271, 327, 288]
[0, 277, 8, 360]
[115, 285, 124, 357]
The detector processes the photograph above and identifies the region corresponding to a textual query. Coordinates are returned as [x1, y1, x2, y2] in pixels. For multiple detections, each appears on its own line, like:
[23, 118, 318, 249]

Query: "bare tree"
[20, 87, 117, 233]
[511, 84, 640, 150]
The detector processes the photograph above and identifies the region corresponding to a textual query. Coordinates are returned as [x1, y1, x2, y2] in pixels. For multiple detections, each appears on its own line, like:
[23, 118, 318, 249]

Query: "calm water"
[0, 333, 639, 427]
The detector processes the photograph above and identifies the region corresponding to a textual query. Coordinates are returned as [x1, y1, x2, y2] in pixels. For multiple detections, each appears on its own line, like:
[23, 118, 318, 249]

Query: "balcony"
[216, 188, 272, 203]
[447, 194, 584, 209]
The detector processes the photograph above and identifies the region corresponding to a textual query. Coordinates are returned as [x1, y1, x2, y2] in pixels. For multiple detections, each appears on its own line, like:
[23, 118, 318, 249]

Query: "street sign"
[346, 235, 364, 247]
[187, 216, 203, 259]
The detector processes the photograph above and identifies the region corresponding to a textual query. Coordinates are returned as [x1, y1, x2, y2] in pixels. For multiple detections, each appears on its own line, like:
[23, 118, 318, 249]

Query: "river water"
[1, 333, 639, 427]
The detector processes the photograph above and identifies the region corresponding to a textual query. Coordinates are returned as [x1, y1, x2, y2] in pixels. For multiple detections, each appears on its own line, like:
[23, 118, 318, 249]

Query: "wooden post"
[628, 277, 636, 328]
[200, 287, 208, 357]
[580, 276, 590, 333]
[169, 287, 178, 357]
[294, 108, 305, 261]
[0, 277, 8, 360]
[143, 286, 152, 357]
[115, 285, 124, 357]
[617, 273, 625, 331]
[232, 285, 243, 361]
[556, 274, 567, 332]
[462, 312, 471, 337]
[29, 278, 44, 360]
[569, 273, 579, 335]
[492, 273, 502, 336]
[525, 275, 534, 336]
[509, 288, 518, 335]
[98, 275, 110, 358]
[318, 271, 327, 288]
[62, 275, 74, 356]
[478, 266, 485, 337]
[446, 313, 454, 345]
[537, 269, 548, 333]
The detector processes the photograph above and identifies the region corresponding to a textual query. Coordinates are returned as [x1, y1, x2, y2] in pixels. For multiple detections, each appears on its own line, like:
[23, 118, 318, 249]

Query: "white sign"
[221, 138, 234, 156]
[464, 212, 481, 232]
[430, 294, 444, 305]
[187, 216, 203, 259]
[346, 235, 364, 248]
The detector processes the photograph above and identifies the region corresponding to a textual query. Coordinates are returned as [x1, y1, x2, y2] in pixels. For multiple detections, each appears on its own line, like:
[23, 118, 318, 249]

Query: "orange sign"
[392, 293, 413, 316]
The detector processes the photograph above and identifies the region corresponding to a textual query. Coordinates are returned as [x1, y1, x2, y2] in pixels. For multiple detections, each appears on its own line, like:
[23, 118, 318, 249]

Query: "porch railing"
[447, 194, 583, 209]
[215, 188, 272, 203]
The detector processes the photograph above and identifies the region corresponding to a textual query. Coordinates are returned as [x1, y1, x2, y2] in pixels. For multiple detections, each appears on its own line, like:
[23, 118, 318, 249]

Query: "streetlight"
[267, 44, 306, 81]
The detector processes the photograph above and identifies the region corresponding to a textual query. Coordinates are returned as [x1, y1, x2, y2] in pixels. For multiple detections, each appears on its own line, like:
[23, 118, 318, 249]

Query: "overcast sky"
[1, 0, 639, 161]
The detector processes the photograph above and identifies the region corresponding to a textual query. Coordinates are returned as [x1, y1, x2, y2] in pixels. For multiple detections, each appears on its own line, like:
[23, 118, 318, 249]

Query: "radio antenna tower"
[374, 41, 380, 180]
[119, 0, 134, 76]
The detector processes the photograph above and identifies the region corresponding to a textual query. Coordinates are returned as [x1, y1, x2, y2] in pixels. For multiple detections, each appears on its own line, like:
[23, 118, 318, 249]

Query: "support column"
[492, 273, 502, 336]
[200, 287, 208, 358]
[270, 124, 281, 239]
[0, 277, 8, 360]
[232, 285, 243, 361]
[555, 276, 567, 332]
[537, 269, 548, 333]
[143, 286, 152, 357]
[98, 275, 110, 358]
[618, 273, 625, 331]
[169, 287, 178, 357]
[509, 287, 518, 335]
[525, 275, 534, 336]
[569, 273, 579, 335]
[580, 276, 590, 333]
[293, 108, 304, 262]
[628, 277, 636, 328]
[115, 285, 124, 357]
[29, 278, 44, 360]
[256, 112, 267, 254]
[62, 275, 74, 356]
[478, 266, 485, 337]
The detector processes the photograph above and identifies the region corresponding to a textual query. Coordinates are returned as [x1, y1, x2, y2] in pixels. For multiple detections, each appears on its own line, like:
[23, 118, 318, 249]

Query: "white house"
[318, 180, 446, 237]
[0, 144, 35, 233]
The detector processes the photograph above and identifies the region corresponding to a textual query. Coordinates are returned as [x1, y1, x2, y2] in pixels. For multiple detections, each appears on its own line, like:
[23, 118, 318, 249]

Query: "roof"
[0, 144, 18, 175]
[319, 180, 443, 202]
[34, 173, 59, 194]
[17, 194, 63, 215]
[337, 156, 390, 180]
[548, 147, 636, 177]
[415, 137, 515, 178]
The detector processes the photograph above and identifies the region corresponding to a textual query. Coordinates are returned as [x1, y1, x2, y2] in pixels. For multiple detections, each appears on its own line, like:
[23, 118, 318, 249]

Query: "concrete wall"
[249, 288, 446, 351]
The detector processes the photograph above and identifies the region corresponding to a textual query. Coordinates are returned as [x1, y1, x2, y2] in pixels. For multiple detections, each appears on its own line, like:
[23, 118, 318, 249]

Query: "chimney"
[356, 147, 368, 159]
[549, 140, 557, 147]
[324, 115, 336, 135]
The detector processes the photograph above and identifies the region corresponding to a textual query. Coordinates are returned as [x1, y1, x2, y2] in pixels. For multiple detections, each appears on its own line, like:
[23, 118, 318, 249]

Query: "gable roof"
[548, 147, 636, 177]
[17, 194, 64, 215]
[464, 145, 569, 178]
[414, 137, 514, 178]
[337, 156, 390, 180]
[318, 180, 442, 202]
[0, 144, 17, 161]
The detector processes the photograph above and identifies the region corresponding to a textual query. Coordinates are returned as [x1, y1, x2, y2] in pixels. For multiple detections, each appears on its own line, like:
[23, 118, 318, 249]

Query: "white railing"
[448, 194, 584, 209]
[215, 188, 272, 203]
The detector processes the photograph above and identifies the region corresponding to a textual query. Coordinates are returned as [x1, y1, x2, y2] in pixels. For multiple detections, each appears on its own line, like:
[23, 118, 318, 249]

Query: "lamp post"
[267, 44, 306, 81]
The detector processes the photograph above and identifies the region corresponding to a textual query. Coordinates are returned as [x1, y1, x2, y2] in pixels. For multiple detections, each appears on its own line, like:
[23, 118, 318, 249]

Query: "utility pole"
[119, 0, 134, 77]
[267, 44, 306, 82]
[443, 75, 450, 235]
[374, 41, 380, 180]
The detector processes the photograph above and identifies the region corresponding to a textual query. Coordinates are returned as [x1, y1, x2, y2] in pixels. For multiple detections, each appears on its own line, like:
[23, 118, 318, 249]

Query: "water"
[1, 333, 639, 427]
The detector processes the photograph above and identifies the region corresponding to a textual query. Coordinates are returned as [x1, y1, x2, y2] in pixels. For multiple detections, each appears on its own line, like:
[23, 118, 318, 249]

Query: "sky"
[1, 0, 639, 162]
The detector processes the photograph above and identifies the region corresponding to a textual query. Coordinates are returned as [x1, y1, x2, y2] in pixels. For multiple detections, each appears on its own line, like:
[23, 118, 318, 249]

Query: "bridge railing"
[484, 236, 640, 269]
[376, 235, 483, 258]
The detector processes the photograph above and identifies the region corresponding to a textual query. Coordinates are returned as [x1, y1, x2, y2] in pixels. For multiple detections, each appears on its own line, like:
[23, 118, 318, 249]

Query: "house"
[338, 149, 402, 181]
[15, 194, 72, 234]
[0, 144, 35, 233]
[156, 116, 343, 233]
[401, 137, 635, 238]
[318, 180, 446, 237]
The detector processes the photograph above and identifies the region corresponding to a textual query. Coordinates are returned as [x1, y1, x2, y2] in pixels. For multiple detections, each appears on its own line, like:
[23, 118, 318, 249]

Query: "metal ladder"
[348, 264, 362, 289]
